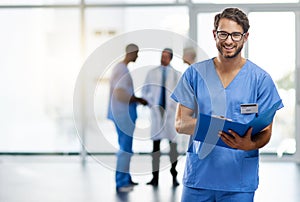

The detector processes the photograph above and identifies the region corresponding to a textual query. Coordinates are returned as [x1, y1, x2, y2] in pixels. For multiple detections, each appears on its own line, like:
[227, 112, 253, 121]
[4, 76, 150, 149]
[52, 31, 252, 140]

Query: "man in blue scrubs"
[107, 44, 148, 192]
[171, 8, 283, 201]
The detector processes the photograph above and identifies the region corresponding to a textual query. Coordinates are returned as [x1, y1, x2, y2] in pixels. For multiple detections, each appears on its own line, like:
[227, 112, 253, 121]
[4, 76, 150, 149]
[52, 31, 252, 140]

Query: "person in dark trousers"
[142, 48, 182, 187]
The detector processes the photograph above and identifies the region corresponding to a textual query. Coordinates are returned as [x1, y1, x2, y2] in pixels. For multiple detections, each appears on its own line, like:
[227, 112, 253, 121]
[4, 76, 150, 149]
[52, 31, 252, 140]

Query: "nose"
[225, 34, 234, 43]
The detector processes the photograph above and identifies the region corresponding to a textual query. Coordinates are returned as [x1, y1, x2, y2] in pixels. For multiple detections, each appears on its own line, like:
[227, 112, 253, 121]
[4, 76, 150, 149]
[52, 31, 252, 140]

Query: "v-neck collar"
[211, 58, 248, 89]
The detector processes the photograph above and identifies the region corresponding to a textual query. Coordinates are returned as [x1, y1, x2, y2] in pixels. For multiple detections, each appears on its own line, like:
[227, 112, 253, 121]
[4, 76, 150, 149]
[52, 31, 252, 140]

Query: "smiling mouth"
[224, 45, 234, 50]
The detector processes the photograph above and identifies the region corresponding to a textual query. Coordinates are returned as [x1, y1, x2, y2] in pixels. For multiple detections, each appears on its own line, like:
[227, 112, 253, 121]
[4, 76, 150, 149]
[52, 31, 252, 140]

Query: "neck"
[214, 55, 245, 72]
[123, 58, 131, 65]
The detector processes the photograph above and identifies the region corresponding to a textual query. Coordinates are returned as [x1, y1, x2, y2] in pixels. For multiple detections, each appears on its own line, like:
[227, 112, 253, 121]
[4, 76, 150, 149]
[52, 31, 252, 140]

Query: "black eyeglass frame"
[216, 30, 246, 42]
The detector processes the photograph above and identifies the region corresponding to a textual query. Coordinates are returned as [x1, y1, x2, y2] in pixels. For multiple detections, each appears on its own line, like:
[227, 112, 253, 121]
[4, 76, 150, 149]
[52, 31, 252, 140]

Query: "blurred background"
[0, 0, 299, 162]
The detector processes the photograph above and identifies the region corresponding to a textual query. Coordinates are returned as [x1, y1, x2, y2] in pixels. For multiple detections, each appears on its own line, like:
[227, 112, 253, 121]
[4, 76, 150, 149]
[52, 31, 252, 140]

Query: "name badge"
[240, 103, 258, 114]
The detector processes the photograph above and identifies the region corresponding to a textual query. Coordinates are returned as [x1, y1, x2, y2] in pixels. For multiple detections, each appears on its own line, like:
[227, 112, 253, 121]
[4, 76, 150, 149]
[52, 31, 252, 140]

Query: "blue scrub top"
[171, 58, 283, 192]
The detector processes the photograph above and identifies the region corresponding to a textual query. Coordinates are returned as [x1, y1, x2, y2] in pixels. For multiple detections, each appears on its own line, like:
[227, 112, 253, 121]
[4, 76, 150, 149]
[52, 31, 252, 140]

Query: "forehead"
[162, 51, 171, 57]
[217, 18, 243, 32]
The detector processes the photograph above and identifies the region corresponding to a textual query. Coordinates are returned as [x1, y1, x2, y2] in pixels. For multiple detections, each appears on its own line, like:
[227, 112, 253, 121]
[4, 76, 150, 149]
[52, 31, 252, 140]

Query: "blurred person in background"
[142, 48, 181, 187]
[107, 43, 148, 193]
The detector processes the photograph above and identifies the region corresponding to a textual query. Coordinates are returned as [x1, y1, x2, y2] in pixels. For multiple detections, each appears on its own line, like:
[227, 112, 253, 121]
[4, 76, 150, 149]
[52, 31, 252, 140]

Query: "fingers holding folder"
[219, 127, 255, 150]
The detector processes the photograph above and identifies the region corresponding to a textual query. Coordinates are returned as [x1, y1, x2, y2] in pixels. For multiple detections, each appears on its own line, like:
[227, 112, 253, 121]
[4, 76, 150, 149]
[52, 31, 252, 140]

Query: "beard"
[217, 43, 243, 59]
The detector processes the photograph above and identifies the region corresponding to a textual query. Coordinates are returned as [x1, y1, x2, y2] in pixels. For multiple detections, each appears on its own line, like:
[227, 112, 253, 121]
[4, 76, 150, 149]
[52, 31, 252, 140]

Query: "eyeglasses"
[216, 31, 245, 42]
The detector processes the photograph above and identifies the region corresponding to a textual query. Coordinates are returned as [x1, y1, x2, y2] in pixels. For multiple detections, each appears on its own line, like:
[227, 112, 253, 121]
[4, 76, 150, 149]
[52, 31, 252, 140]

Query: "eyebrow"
[217, 30, 243, 34]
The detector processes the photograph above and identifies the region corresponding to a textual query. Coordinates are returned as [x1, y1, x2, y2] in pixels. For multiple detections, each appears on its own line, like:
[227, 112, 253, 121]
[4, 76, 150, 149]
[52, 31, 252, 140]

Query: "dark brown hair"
[214, 8, 250, 33]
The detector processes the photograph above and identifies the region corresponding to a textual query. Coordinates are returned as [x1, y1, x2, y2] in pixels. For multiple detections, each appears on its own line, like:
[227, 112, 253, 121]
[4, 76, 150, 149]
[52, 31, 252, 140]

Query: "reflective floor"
[0, 155, 299, 202]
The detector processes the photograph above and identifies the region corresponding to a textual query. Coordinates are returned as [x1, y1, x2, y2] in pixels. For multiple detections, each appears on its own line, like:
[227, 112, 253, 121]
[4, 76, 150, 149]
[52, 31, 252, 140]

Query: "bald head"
[183, 47, 196, 65]
[124, 43, 139, 63]
[126, 44, 139, 54]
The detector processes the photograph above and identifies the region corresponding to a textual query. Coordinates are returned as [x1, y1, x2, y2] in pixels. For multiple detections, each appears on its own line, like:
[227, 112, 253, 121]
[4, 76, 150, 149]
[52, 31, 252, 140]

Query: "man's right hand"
[130, 96, 148, 106]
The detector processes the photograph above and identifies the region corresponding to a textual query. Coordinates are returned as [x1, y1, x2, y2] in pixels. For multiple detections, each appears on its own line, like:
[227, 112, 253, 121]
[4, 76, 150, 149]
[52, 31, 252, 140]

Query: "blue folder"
[193, 100, 282, 148]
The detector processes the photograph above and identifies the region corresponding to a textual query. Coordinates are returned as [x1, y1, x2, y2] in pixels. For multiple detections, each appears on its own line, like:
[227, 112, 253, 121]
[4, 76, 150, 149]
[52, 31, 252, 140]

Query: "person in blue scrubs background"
[171, 8, 283, 202]
[107, 43, 148, 192]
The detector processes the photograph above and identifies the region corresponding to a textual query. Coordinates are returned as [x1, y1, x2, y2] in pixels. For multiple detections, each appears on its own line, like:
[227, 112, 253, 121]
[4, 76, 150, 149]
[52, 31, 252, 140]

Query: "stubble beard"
[217, 43, 243, 59]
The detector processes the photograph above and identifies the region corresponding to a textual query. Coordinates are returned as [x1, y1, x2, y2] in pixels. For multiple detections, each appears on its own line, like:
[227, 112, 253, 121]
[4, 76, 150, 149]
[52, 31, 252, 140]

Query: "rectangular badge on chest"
[240, 103, 258, 114]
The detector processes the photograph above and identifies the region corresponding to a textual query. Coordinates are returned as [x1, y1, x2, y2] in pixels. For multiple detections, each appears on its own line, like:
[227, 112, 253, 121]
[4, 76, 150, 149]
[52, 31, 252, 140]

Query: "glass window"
[86, 7, 189, 153]
[0, 9, 81, 152]
[85, 7, 189, 57]
[197, 13, 217, 58]
[248, 12, 296, 155]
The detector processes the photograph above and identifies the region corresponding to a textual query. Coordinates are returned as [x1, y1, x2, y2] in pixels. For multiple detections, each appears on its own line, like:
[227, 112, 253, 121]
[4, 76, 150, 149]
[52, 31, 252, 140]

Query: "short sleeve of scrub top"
[112, 63, 131, 92]
[171, 66, 197, 111]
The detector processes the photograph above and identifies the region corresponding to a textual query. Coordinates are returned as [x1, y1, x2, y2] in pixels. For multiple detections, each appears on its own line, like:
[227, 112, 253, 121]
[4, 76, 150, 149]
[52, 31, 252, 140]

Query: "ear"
[213, 30, 217, 40]
[243, 32, 249, 43]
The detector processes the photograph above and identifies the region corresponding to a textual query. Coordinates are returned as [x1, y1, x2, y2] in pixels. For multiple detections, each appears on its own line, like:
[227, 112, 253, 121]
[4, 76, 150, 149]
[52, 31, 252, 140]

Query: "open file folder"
[193, 100, 282, 148]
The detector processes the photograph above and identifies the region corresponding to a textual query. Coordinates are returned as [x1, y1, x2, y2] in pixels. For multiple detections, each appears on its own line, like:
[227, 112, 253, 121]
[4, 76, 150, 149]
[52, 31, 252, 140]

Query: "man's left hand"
[218, 127, 256, 150]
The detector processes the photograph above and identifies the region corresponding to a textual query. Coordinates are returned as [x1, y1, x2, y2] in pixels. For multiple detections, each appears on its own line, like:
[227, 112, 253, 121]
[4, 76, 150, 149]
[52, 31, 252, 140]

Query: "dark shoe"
[130, 180, 139, 186]
[146, 178, 158, 186]
[173, 178, 179, 187]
